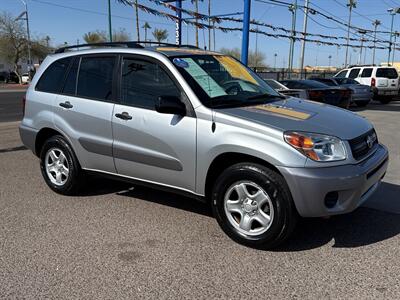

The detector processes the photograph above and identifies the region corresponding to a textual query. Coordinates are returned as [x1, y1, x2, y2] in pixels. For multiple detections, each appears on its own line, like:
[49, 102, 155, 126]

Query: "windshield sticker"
[248, 105, 312, 120]
[215, 56, 258, 85]
[182, 58, 227, 98]
[173, 58, 189, 68]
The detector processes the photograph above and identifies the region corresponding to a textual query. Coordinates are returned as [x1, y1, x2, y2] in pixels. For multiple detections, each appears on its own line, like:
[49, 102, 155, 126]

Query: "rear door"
[54, 55, 117, 173]
[359, 67, 373, 85]
[111, 55, 197, 192]
[348, 68, 361, 82]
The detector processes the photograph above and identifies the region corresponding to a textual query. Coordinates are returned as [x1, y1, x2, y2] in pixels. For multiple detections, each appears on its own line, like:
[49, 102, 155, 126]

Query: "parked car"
[0, 71, 19, 83]
[264, 79, 308, 99]
[310, 77, 372, 107]
[20, 42, 389, 249]
[280, 79, 352, 108]
[335, 66, 399, 104]
[21, 73, 30, 84]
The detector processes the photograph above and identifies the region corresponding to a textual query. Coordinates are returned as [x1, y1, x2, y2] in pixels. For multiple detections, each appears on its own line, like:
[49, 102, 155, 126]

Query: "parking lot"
[0, 88, 399, 298]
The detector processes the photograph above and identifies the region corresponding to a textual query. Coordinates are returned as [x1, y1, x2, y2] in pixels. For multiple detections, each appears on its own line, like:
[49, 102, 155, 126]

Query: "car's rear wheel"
[40, 135, 84, 195]
[355, 101, 369, 107]
[211, 163, 298, 249]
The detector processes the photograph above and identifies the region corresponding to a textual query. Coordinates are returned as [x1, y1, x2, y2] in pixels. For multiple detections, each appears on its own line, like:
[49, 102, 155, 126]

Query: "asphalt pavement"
[0, 89, 400, 299]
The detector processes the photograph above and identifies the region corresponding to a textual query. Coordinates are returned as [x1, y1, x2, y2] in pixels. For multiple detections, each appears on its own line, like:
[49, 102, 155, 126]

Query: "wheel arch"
[35, 127, 65, 157]
[204, 152, 282, 200]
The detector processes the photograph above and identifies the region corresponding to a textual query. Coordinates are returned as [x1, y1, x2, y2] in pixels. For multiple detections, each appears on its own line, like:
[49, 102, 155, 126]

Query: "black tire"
[355, 101, 369, 107]
[40, 135, 84, 195]
[379, 97, 392, 104]
[211, 163, 298, 249]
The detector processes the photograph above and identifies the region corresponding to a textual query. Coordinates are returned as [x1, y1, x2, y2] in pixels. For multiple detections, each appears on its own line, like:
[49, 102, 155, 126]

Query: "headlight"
[284, 131, 347, 162]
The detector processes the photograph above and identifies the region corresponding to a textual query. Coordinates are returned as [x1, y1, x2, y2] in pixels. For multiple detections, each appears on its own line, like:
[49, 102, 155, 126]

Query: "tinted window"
[335, 70, 348, 78]
[265, 79, 287, 90]
[311, 78, 337, 86]
[376, 68, 398, 79]
[120, 58, 180, 109]
[63, 57, 80, 95]
[348, 68, 361, 78]
[360, 68, 373, 78]
[36, 57, 71, 93]
[335, 78, 359, 85]
[77, 56, 115, 101]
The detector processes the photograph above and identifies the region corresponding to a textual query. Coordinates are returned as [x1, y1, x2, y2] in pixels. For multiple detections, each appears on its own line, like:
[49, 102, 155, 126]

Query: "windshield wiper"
[247, 93, 286, 101]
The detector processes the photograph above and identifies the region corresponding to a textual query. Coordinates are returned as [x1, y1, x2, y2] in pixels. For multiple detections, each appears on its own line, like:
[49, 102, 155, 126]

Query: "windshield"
[171, 55, 282, 108]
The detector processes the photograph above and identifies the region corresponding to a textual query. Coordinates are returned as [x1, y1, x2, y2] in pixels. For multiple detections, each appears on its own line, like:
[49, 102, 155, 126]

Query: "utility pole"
[299, 0, 309, 77]
[135, 0, 140, 41]
[328, 55, 332, 67]
[392, 31, 399, 64]
[372, 19, 381, 65]
[241, 0, 251, 65]
[16, 0, 32, 78]
[108, 0, 113, 42]
[274, 53, 277, 69]
[255, 27, 259, 70]
[195, 0, 199, 47]
[358, 30, 366, 65]
[345, 0, 357, 67]
[388, 8, 400, 65]
[288, 0, 297, 78]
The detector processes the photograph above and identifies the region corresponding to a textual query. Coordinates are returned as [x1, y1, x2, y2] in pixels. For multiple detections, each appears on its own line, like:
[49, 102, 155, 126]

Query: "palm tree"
[116, 0, 139, 41]
[83, 31, 107, 44]
[152, 28, 168, 43]
[142, 22, 151, 41]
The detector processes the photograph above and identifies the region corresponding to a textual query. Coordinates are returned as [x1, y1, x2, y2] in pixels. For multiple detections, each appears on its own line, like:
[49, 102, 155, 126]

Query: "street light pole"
[372, 19, 381, 65]
[241, 0, 251, 65]
[345, 0, 357, 67]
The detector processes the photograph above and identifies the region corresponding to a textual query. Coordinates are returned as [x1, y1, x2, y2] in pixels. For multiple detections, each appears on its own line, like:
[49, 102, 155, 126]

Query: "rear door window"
[62, 57, 80, 95]
[360, 68, 373, 78]
[376, 68, 398, 79]
[76, 56, 116, 101]
[36, 57, 72, 93]
[348, 68, 361, 79]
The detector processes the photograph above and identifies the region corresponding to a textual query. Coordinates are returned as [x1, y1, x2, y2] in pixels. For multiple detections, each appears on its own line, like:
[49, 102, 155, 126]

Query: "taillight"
[371, 78, 376, 87]
[22, 96, 26, 117]
[308, 90, 324, 99]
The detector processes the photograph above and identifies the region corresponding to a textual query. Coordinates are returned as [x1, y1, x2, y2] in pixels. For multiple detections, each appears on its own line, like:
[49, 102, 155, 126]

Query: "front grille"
[349, 129, 378, 160]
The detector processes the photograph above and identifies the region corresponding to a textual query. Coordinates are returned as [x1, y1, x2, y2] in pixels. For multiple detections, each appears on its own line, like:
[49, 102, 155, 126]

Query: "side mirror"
[156, 96, 186, 116]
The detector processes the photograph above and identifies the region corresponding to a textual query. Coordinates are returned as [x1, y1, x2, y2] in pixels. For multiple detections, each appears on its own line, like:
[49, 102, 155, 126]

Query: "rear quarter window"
[376, 68, 398, 79]
[35, 57, 72, 93]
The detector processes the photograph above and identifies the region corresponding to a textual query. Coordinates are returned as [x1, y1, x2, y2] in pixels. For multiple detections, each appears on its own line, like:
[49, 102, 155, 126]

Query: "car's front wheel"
[40, 135, 84, 195]
[211, 163, 298, 249]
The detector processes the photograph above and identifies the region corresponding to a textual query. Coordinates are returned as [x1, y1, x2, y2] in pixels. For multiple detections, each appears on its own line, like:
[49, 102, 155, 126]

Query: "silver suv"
[19, 42, 389, 249]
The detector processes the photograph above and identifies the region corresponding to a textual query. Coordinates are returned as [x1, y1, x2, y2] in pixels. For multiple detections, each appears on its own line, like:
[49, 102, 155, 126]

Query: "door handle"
[59, 101, 73, 109]
[115, 112, 132, 120]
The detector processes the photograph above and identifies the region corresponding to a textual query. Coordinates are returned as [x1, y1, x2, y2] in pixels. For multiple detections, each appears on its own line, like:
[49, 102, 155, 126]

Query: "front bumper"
[278, 144, 389, 217]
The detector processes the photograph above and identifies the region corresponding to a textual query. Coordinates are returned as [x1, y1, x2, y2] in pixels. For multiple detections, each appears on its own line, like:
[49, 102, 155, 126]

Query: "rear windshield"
[376, 68, 398, 79]
[265, 79, 286, 90]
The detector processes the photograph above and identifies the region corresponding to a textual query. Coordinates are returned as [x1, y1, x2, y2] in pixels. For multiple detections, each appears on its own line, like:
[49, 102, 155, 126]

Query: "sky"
[2, 0, 400, 68]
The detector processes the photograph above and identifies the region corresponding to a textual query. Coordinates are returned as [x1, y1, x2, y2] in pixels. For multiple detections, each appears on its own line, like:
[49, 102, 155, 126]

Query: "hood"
[217, 97, 372, 140]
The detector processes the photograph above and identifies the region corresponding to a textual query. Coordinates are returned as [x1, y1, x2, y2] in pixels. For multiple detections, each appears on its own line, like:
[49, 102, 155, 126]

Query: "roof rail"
[54, 41, 143, 54]
[54, 41, 201, 54]
[346, 64, 377, 68]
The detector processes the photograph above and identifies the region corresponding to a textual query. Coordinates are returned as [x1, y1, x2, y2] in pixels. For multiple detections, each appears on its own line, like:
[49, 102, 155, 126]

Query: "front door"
[112, 56, 197, 192]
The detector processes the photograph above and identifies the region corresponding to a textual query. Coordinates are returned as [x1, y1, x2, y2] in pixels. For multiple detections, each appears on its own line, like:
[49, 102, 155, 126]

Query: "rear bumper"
[278, 144, 389, 217]
[352, 93, 372, 102]
[19, 124, 38, 154]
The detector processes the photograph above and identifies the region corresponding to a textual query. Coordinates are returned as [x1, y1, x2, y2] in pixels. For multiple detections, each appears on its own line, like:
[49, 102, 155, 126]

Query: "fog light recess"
[324, 191, 339, 209]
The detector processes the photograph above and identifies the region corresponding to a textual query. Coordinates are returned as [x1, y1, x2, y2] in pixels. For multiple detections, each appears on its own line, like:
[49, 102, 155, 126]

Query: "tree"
[115, 0, 139, 40]
[113, 28, 130, 42]
[152, 28, 168, 43]
[83, 31, 107, 44]
[0, 12, 28, 83]
[142, 22, 151, 42]
[219, 47, 268, 68]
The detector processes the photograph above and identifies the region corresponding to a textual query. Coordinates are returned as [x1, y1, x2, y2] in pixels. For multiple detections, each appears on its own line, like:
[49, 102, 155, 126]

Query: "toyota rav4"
[19, 42, 389, 249]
